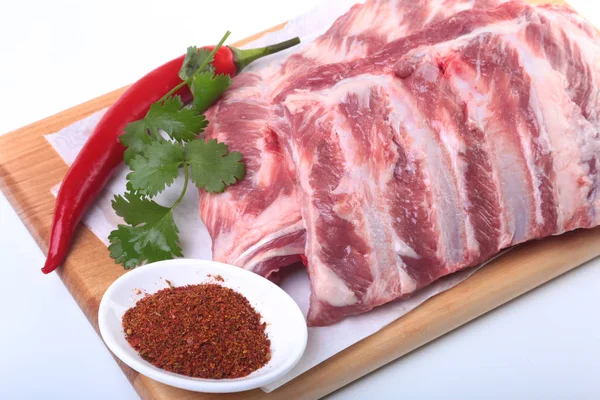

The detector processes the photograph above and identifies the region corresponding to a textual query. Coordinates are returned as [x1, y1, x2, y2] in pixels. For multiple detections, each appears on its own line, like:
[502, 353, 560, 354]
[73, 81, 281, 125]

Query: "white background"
[1, 1, 599, 399]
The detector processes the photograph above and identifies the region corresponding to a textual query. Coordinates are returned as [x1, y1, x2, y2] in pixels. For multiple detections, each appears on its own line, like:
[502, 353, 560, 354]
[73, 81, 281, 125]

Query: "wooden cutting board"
[0, 0, 594, 399]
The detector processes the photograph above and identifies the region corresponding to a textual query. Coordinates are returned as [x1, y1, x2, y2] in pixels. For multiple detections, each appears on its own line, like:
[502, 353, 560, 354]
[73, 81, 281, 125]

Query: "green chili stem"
[231, 37, 300, 73]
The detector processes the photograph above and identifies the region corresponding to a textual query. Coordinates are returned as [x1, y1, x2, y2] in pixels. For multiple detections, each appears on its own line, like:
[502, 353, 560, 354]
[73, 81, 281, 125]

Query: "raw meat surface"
[273, 1, 600, 325]
[200, 0, 509, 278]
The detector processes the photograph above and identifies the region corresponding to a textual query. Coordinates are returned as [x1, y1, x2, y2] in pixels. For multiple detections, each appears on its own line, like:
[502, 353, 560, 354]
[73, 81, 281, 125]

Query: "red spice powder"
[207, 274, 225, 282]
[122, 283, 271, 379]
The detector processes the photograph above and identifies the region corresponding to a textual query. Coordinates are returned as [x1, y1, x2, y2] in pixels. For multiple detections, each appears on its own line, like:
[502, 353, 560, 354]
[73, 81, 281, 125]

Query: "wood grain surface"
[0, 1, 592, 399]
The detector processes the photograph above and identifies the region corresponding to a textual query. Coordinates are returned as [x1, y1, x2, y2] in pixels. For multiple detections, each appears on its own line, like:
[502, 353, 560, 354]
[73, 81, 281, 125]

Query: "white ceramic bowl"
[98, 259, 307, 393]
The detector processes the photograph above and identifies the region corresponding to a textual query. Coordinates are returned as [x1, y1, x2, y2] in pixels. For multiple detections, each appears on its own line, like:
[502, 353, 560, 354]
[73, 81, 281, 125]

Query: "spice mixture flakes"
[122, 283, 271, 379]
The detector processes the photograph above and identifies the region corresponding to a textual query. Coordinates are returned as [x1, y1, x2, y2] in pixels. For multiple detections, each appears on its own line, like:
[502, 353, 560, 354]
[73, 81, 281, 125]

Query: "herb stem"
[159, 81, 187, 104]
[158, 31, 232, 105]
[171, 162, 189, 210]
[197, 31, 231, 73]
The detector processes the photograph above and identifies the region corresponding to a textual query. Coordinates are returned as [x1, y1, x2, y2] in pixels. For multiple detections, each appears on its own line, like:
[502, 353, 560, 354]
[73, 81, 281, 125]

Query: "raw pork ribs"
[200, 0, 600, 325]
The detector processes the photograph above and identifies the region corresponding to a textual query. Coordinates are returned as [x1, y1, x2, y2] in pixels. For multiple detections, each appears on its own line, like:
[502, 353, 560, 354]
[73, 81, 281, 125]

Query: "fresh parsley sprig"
[108, 31, 246, 269]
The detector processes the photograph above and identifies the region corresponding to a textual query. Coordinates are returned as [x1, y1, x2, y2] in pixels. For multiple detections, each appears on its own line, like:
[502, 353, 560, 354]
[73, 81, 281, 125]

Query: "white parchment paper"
[45, 0, 495, 391]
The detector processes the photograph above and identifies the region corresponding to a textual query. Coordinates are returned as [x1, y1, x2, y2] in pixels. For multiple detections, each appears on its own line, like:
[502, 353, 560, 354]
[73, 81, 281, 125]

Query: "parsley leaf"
[112, 192, 168, 226]
[178, 32, 230, 82]
[120, 96, 205, 163]
[127, 141, 183, 197]
[121, 119, 154, 164]
[145, 96, 207, 142]
[191, 72, 232, 112]
[179, 47, 213, 80]
[120, 95, 208, 160]
[108, 218, 183, 270]
[185, 139, 245, 193]
[110, 31, 247, 270]
[108, 194, 183, 269]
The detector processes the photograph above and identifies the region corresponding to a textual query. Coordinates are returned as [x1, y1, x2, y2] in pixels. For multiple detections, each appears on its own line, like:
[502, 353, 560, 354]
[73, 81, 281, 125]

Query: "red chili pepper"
[42, 37, 300, 274]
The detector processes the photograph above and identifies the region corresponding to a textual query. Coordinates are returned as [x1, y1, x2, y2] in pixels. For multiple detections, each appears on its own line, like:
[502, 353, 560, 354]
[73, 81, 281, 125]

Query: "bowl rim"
[98, 258, 307, 393]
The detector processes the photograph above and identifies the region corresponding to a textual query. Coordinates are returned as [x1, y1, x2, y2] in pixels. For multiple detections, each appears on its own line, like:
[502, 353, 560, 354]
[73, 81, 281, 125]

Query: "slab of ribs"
[199, 0, 600, 326]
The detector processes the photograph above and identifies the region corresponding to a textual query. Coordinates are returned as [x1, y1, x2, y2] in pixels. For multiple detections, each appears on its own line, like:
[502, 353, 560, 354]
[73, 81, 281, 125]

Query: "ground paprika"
[122, 283, 271, 379]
